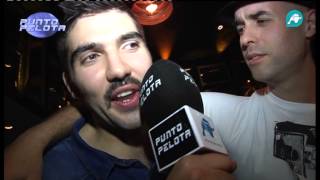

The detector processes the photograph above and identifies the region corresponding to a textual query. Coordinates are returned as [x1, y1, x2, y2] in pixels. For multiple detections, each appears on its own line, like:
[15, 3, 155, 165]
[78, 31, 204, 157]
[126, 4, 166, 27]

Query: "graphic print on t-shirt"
[273, 121, 316, 179]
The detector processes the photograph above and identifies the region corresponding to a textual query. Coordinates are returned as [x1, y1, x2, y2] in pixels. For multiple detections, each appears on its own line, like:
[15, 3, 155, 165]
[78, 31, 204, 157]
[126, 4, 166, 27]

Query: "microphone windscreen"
[139, 60, 203, 128]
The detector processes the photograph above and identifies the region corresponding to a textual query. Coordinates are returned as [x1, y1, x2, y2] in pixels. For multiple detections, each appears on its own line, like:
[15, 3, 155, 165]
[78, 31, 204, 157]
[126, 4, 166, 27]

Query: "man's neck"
[79, 122, 150, 168]
[269, 55, 315, 103]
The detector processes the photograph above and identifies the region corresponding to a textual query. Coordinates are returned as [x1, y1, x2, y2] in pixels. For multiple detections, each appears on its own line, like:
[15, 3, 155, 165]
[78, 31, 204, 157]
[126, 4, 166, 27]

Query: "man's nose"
[240, 25, 257, 51]
[106, 54, 131, 82]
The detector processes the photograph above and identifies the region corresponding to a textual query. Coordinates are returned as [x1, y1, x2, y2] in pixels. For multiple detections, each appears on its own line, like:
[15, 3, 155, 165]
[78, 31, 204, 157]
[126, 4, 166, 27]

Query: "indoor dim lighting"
[247, 80, 251, 83]
[216, 23, 236, 54]
[217, 25, 223, 30]
[5, 64, 12, 68]
[146, 3, 158, 14]
[153, 26, 175, 60]
[4, 122, 13, 130]
[49, 87, 56, 92]
[131, 1, 173, 25]
[4, 125, 13, 130]
[159, 46, 172, 60]
[216, 40, 228, 53]
[58, 105, 62, 109]
[200, 73, 204, 77]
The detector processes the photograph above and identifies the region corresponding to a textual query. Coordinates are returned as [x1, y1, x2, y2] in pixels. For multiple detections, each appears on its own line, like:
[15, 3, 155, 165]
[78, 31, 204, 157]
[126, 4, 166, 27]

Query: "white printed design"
[274, 122, 316, 179]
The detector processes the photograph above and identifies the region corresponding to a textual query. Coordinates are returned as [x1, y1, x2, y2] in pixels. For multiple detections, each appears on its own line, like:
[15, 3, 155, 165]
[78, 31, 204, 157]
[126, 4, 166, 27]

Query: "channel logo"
[286, 9, 303, 28]
[202, 118, 214, 138]
[19, 12, 66, 38]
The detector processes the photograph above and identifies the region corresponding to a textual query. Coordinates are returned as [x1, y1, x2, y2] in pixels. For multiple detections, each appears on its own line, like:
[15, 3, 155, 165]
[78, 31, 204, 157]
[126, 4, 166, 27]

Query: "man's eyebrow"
[70, 43, 103, 66]
[247, 10, 272, 19]
[119, 31, 144, 43]
[234, 10, 272, 26]
[69, 32, 143, 65]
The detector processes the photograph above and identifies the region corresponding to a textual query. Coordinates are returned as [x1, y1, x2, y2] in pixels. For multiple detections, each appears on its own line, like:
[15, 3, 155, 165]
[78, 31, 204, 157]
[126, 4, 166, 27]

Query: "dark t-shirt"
[43, 118, 149, 180]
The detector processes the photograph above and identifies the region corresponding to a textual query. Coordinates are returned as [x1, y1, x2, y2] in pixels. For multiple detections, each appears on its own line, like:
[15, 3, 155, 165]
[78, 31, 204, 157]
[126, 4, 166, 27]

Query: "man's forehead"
[234, 1, 277, 18]
[71, 10, 136, 32]
[67, 10, 138, 49]
[234, 1, 303, 18]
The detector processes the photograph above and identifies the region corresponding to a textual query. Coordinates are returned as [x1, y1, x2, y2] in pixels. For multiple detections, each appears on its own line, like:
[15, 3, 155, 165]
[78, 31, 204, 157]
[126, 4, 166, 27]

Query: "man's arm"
[4, 105, 81, 180]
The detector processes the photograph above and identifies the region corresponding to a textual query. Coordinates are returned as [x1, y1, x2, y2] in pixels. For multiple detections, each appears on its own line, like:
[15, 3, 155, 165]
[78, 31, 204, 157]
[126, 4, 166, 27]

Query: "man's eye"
[257, 19, 269, 24]
[81, 53, 100, 65]
[122, 41, 140, 51]
[236, 26, 244, 35]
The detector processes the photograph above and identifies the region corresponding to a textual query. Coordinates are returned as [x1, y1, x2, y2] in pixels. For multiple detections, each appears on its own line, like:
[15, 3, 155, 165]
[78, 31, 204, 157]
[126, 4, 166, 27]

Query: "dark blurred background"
[4, 1, 259, 147]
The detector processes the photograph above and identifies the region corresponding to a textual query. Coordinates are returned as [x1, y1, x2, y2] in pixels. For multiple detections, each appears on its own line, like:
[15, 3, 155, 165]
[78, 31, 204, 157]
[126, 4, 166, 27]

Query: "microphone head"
[139, 60, 203, 128]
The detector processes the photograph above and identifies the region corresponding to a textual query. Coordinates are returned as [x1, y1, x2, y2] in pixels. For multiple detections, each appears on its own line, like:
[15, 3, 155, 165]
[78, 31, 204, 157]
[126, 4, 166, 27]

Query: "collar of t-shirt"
[70, 118, 149, 179]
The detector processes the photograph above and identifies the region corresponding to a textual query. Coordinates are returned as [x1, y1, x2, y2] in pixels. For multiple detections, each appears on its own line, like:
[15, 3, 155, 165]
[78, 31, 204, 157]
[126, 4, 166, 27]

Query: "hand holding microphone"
[139, 60, 236, 179]
[167, 153, 236, 180]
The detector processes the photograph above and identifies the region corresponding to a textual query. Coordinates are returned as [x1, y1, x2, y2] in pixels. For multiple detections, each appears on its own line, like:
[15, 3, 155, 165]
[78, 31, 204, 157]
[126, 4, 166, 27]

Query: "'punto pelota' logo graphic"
[19, 12, 66, 38]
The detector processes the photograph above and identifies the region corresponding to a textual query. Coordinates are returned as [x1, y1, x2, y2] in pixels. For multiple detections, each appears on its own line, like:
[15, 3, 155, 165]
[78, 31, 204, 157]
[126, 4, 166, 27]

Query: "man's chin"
[123, 123, 142, 130]
[113, 111, 142, 129]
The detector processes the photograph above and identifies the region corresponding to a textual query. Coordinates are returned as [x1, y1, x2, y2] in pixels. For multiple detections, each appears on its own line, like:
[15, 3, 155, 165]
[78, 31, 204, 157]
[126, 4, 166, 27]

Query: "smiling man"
[5, 2, 236, 180]
[40, 2, 236, 180]
[5, 1, 314, 180]
[42, 2, 153, 180]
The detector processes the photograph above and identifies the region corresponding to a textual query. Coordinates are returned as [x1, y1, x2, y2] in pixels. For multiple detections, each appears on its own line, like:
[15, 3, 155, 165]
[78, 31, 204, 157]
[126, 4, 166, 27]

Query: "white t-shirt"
[201, 91, 315, 180]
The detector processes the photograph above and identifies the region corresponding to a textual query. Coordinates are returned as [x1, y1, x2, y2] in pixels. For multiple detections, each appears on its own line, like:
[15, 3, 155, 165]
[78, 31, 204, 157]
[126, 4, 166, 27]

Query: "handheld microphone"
[139, 60, 228, 173]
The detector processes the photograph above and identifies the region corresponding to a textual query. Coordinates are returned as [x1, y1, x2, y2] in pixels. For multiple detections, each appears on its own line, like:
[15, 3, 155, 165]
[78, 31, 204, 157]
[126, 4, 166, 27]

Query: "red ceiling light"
[146, 3, 158, 14]
[131, 1, 173, 26]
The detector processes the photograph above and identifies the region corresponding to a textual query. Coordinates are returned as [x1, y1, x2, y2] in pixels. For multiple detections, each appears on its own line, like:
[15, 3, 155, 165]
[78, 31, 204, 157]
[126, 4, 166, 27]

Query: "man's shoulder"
[45, 136, 74, 156]
[201, 92, 248, 106]
[43, 136, 90, 179]
[43, 117, 85, 159]
[43, 135, 79, 164]
[200, 91, 251, 122]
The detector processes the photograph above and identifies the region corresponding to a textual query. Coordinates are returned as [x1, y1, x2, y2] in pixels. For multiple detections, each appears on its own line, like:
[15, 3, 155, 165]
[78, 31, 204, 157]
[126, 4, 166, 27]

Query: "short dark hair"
[57, 1, 145, 73]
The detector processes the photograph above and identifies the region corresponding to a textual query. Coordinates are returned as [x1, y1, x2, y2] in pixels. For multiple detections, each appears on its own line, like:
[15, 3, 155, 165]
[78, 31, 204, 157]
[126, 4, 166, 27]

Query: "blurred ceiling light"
[146, 3, 158, 14]
[4, 125, 13, 130]
[49, 87, 56, 92]
[149, 24, 176, 60]
[5, 64, 12, 68]
[131, 1, 173, 25]
[216, 25, 236, 54]
[216, 40, 228, 53]
[217, 25, 223, 30]
[159, 46, 172, 60]
[4, 122, 13, 130]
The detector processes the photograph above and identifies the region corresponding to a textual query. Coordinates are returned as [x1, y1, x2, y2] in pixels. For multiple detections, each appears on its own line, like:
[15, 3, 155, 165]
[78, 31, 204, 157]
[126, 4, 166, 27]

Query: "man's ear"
[304, 9, 316, 38]
[62, 72, 77, 99]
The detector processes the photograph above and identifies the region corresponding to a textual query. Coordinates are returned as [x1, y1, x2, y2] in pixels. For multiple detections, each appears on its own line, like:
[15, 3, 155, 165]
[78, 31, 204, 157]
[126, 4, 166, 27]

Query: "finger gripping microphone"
[139, 60, 228, 173]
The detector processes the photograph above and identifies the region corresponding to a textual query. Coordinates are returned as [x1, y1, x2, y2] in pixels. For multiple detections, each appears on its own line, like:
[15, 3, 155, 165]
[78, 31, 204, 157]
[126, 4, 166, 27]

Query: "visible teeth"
[122, 99, 130, 103]
[117, 91, 133, 98]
